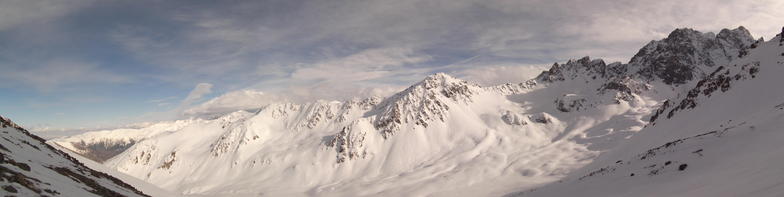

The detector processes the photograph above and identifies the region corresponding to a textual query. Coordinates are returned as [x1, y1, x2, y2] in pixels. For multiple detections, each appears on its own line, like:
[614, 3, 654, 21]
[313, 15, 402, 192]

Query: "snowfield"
[43, 26, 784, 197]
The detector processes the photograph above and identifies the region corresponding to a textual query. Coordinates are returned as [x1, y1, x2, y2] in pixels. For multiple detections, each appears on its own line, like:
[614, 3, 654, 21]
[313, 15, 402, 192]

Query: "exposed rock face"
[535, 27, 754, 87]
[530, 27, 755, 113]
[598, 76, 651, 102]
[158, 152, 176, 170]
[0, 116, 148, 197]
[298, 102, 338, 130]
[780, 27, 784, 43]
[327, 124, 368, 163]
[630, 27, 755, 84]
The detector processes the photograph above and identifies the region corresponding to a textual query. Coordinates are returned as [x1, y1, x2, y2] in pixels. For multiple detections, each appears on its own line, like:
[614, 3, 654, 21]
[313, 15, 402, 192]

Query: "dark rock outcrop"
[630, 27, 754, 84]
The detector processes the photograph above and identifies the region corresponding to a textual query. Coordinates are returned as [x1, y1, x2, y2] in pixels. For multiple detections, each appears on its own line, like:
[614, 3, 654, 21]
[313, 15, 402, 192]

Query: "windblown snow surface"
[49, 26, 784, 197]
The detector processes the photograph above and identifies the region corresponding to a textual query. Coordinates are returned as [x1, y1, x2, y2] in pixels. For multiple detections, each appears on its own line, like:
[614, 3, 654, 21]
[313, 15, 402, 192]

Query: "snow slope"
[0, 116, 148, 196]
[49, 141, 189, 197]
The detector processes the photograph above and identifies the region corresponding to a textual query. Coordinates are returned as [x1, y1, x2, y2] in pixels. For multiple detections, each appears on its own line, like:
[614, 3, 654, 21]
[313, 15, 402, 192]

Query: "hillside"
[0, 116, 148, 196]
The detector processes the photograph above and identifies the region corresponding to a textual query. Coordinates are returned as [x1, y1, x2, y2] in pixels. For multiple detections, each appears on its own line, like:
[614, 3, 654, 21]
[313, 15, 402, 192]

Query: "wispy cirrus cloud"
[183, 90, 284, 116]
[0, 59, 132, 91]
[0, 0, 93, 31]
[180, 83, 213, 106]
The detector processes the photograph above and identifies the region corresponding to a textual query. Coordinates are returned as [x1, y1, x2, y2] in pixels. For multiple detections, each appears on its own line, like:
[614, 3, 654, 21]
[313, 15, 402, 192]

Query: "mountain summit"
[373, 73, 481, 137]
[630, 26, 756, 84]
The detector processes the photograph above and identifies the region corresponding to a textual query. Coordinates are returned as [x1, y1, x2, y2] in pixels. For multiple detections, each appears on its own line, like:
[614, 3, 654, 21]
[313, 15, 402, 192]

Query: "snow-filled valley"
[34, 26, 784, 197]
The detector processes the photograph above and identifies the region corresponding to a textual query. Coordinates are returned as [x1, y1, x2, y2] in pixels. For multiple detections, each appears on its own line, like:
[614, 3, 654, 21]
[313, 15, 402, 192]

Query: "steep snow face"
[0, 116, 148, 197]
[509, 31, 784, 197]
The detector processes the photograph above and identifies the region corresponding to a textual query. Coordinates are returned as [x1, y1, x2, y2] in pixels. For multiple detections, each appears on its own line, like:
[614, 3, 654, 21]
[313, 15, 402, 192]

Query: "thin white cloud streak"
[183, 90, 285, 116]
[0, 59, 132, 91]
[246, 48, 429, 103]
[181, 83, 213, 106]
[454, 64, 549, 86]
[291, 48, 430, 83]
[132, 82, 214, 122]
[0, 0, 92, 31]
[179, 47, 432, 116]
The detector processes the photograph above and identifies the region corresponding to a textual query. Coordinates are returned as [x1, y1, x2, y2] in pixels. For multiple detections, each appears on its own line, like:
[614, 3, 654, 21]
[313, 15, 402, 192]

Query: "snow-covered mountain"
[48, 26, 784, 197]
[0, 116, 148, 196]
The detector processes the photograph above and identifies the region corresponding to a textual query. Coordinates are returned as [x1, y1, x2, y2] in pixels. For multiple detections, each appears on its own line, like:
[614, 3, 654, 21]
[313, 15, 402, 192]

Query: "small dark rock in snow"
[3, 185, 18, 193]
[678, 164, 689, 171]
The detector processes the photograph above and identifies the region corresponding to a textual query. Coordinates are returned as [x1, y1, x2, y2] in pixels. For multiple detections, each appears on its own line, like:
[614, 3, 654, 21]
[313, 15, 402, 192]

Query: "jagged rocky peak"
[716, 26, 755, 49]
[417, 73, 476, 95]
[630, 26, 755, 84]
[372, 73, 480, 138]
[536, 56, 624, 82]
[533, 26, 758, 87]
[386, 72, 480, 103]
[778, 26, 784, 44]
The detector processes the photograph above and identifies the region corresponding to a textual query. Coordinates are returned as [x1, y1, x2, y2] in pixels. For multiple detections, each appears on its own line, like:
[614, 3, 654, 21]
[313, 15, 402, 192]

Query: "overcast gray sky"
[1, 0, 782, 131]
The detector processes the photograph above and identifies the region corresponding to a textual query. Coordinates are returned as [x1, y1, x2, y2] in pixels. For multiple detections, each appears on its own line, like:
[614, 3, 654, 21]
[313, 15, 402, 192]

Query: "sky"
[1, 0, 783, 132]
